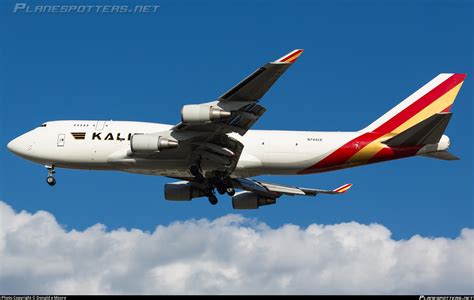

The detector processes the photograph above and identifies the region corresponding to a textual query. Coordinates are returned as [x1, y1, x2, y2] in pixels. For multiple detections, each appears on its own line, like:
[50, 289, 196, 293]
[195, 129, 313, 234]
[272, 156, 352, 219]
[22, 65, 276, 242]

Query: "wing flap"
[259, 182, 306, 195]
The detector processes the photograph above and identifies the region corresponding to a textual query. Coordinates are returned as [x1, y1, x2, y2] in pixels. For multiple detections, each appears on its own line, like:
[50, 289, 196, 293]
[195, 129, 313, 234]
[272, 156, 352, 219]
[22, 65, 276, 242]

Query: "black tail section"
[383, 112, 452, 147]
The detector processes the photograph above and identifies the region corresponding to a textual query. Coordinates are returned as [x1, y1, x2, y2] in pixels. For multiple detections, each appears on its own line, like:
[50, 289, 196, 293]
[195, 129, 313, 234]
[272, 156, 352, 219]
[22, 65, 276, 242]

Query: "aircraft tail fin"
[383, 112, 452, 147]
[363, 74, 466, 135]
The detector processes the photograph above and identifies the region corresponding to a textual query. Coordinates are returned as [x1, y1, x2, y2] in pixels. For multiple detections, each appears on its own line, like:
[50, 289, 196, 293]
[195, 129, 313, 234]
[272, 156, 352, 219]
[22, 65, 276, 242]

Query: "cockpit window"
[39, 124, 47, 127]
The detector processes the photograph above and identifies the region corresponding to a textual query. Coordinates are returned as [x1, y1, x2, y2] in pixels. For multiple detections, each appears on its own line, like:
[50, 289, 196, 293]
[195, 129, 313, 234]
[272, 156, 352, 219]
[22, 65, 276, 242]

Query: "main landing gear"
[208, 193, 218, 205]
[190, 165, 205, 183]
[206, 178, 235, 205]
[206, 177, 235, 205]
[45, 165, 56, 186]
[190, 166, 216, 205]
[223, 178, 235, 196]
[190, 165, 236, 206]
[208, 183, 234, 205]
[201, 187, 218, 205]
[215, 178, 235, 196]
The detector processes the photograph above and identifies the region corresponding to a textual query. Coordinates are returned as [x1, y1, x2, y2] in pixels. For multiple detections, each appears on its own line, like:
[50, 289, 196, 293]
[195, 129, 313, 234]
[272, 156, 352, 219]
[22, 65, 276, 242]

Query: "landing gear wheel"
[222, 178, 231, 187]
[216, 184, 226, 195]
[45, 165, 56, 186]
[208, 194, 218, 205]
[226, 187, 235, 196]
[46, 176, 56, 186]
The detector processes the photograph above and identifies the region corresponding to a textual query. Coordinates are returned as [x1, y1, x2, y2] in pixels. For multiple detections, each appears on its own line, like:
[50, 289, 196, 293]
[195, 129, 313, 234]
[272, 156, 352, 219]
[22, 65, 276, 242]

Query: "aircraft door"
[95, 121, 106, 131]
[57, 134, 65, 147]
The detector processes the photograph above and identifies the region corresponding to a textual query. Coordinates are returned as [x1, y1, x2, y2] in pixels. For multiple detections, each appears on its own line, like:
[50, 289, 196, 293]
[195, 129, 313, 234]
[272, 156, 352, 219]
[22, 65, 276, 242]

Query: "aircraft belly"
[122, 168, 190, 177]
[116, 159, 192, 177]
[260, 152, 315, 173]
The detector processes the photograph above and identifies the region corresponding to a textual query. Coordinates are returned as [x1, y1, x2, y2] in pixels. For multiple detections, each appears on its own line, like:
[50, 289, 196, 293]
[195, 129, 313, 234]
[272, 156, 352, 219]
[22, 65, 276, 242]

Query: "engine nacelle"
[130, 134, 178, 154]
[232, 191, 277, 210]
[164, 182, 205, 201]
[181, 104, 231, 124]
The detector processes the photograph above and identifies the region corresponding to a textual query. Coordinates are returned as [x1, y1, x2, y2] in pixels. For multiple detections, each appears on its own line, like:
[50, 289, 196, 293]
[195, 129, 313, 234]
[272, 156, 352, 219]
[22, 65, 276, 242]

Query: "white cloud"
[0, 201, 473, 295]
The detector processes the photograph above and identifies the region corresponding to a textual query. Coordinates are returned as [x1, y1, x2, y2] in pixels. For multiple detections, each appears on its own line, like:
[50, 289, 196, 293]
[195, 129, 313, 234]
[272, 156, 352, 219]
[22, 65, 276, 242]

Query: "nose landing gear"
[47, 176, 56, 186]
[45, 165, 56, 186]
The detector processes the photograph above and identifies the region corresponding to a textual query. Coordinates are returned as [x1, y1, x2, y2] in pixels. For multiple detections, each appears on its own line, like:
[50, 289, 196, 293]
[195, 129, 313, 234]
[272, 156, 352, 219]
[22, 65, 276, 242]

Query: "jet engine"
[164, 181, 205, 201]
[181, 104, 231, 124]
[232, 191, 276, 210]
[130, 134, 178, 154]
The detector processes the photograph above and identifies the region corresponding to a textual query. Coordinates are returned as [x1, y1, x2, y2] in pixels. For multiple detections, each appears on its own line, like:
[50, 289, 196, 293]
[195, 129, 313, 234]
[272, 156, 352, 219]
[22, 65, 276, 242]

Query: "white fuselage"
[7, 120, 448, 179]
[7, 120, 360, 177]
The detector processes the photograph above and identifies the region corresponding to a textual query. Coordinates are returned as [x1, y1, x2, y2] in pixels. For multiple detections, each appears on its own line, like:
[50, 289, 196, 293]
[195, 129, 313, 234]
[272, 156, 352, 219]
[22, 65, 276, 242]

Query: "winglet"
[333, 183, 353, 194]
[274, 49, 304, 63]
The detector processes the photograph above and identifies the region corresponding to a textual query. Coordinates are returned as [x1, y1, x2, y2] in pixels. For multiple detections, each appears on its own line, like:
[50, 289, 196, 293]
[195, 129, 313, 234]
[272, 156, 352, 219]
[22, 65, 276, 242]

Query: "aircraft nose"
[7, 134, 32, 156]
[7, 138, 20, 154]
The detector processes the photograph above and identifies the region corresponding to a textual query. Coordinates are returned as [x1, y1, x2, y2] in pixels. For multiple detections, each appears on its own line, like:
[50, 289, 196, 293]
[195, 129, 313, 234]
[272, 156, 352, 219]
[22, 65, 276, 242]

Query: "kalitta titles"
[71, 132, 142, 141]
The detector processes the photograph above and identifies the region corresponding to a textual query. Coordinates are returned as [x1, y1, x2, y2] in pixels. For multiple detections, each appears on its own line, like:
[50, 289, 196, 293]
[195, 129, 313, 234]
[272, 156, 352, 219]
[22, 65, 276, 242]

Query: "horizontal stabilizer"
[421, 151, 460, 161]
[384, 112, 452, 147]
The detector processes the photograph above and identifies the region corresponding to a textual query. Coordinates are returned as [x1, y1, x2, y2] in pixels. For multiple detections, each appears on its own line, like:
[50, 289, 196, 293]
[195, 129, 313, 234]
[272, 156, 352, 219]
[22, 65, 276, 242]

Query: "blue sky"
[0, 0, 472, 240]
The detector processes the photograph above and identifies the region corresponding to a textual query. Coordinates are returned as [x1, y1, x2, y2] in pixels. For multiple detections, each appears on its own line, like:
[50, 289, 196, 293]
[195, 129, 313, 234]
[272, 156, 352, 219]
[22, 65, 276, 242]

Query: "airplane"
[7, 49, 466, 209]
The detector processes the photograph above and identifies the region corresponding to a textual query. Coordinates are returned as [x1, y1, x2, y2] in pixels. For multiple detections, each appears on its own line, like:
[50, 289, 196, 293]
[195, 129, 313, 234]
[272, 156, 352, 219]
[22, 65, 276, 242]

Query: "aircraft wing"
[218, 49, 304, 103]
[173, 49, 303, 136]
[167, 50, 304, 176]
[233, 178, 353, 198]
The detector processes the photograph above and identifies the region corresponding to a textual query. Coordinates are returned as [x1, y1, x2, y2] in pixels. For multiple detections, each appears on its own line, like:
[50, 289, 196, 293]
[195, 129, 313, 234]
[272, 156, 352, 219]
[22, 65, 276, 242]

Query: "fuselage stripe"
[372, 74, 465, 134]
